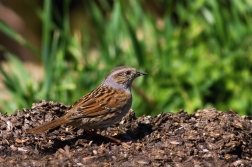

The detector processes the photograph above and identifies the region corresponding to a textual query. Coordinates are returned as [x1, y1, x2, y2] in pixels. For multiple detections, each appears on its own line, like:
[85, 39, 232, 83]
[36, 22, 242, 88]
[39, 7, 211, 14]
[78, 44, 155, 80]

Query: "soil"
[0, 100, 252, 167]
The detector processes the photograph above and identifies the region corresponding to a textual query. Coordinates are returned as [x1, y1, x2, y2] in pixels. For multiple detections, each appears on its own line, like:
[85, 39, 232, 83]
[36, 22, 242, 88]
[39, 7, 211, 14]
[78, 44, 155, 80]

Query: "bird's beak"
[136, 71, 147, 76]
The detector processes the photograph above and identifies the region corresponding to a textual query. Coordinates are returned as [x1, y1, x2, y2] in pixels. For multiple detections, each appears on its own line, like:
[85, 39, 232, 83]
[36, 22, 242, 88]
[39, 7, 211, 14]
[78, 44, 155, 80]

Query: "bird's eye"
[125, 71, 131, 75]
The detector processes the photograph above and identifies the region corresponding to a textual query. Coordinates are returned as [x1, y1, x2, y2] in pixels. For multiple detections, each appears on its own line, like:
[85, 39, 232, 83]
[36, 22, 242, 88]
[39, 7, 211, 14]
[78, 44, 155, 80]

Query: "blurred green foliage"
[0, 0, 251, 115]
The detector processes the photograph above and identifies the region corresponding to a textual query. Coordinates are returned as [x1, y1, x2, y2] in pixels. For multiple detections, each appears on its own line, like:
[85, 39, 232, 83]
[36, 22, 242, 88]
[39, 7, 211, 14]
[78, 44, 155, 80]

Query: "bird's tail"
[27, 117, 71, 134]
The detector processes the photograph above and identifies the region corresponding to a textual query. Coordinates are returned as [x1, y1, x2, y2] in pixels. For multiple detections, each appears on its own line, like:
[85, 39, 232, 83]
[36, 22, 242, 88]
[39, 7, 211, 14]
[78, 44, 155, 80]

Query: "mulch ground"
[0, 100, 252, 167]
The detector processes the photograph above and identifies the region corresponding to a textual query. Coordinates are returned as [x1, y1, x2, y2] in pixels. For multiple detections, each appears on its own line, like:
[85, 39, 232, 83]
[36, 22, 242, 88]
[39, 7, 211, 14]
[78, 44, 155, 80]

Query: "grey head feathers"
[102, 66, 147, 90]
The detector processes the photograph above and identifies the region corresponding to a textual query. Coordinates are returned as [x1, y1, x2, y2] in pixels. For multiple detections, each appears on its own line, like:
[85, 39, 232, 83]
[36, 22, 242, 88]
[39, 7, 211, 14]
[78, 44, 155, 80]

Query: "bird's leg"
[103, 134, 122, 144]
[103, 133, 131, 148]
[85, 129, 121, 144]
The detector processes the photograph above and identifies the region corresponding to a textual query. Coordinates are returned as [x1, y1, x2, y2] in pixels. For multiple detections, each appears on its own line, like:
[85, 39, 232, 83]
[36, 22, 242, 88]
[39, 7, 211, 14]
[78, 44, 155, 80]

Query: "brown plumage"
[27, 66, 146, 134]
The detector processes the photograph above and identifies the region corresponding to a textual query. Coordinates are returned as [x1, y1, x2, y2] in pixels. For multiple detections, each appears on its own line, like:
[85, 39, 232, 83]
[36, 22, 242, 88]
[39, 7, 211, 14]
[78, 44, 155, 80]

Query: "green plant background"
[0, 0, 251, 116]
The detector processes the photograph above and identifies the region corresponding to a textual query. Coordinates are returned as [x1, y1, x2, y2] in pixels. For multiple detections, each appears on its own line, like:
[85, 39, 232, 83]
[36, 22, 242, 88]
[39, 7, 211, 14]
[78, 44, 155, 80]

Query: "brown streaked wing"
[66, 86, 131, 119]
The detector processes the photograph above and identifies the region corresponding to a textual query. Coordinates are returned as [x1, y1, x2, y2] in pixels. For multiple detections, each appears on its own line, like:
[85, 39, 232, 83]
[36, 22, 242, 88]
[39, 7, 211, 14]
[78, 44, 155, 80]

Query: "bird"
[27, 66, 147, 137]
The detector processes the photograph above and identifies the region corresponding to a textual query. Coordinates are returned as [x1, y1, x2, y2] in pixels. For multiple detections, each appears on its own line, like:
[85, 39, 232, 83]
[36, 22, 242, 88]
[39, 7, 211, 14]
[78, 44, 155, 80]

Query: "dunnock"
[27, 66, 147, 136]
